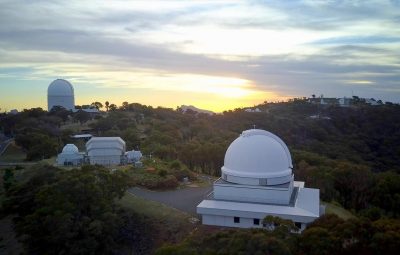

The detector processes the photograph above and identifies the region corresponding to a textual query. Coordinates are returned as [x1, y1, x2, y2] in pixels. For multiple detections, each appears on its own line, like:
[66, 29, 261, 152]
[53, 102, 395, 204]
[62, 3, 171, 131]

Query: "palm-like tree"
[105, 101, 109, 112]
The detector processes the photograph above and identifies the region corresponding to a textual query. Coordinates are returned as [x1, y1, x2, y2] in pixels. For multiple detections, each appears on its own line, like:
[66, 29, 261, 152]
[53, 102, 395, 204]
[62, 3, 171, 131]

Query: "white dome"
[47, 79, 75, 111]
[48, 79, 74, 96]
[221, 129, 293, 185]
[61, 144, 79, 154]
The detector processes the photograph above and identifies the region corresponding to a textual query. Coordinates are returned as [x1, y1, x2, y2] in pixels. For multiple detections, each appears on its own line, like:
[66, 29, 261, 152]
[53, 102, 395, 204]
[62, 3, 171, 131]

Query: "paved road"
[0, 138, 13, 156]
[128, 186, 212, 215]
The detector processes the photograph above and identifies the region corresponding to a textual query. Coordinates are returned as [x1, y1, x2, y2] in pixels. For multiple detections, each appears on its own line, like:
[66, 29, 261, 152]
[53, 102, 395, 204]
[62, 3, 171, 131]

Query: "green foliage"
[262, 215, 299, 235]
[157, 215, 400, 255]
[24, 134, 58, 160]
[128, 167, 179, 190]
[303, 214, 400, 255]
[2, 164, 151, 255]
[371, 171, 400, 217]
[2, 168, 15, 191]
[158, 169, 167, 177]
[73, 109, 91, 123]
[156, 229, 292, 255]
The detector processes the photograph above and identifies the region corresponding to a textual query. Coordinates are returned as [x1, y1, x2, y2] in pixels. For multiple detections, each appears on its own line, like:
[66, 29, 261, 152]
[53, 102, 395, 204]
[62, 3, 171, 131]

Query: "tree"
[73, 109, 91, 124]
[91, 101, 103, 110]
[109, 104, 117, 111]
[299, 227, 339, 255]
[371, 172, 400, 217]
[4, 165, 132, 255]
[121, 101, 129, 110]
[105, 101, 110, 112]
[3, 168, 15, 191]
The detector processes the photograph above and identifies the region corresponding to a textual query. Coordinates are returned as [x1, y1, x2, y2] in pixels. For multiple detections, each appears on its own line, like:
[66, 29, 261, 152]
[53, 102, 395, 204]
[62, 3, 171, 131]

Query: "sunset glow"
[0, 0, 399, 112]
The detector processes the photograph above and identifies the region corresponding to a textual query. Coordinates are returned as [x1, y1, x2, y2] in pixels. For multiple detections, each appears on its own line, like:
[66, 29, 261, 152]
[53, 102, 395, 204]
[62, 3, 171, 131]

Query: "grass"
[322, 201, 355, 220]
[0, 143, 26, 163]
[117, 192, 196, 245]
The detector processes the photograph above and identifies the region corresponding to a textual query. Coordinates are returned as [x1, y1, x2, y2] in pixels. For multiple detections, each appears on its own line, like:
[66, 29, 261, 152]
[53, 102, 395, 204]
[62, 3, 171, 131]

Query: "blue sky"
[0, 0, 399, 112]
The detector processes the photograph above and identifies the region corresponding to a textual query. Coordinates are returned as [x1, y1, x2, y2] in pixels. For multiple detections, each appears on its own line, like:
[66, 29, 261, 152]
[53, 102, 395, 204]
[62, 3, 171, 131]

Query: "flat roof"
[71, 134, 93, 138]
[197, 187, 319, 221]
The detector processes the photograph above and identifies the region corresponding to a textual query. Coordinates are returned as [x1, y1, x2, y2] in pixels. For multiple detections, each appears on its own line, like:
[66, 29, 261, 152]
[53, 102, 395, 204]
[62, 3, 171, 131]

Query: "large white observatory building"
[197, 129, 322, 231]
[86, 137, 126, 166]
[47, 79, 75, 111]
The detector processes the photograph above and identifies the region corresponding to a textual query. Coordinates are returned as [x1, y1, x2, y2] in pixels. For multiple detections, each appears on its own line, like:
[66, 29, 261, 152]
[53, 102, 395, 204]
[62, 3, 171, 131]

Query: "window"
[253, 218, 260, 225]
[234, 217, 240, 223]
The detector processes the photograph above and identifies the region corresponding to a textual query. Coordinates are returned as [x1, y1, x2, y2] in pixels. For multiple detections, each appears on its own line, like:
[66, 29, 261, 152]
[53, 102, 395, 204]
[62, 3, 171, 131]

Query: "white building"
[125, 150, 143, 164]
[339, 97, 352, 107]
[197, 129, 321, 231]
[86, 137, 126, 165]
[57, 144, 84, 166]
[48, 79, 75, 111]
[244, 108, 261, 113]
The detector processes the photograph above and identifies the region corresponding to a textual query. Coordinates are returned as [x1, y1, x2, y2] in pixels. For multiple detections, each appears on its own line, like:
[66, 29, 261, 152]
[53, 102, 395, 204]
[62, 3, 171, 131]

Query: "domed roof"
[222, 129, 293, 182]
[61, 144, 79, 154]
[48, 79, 74, 96]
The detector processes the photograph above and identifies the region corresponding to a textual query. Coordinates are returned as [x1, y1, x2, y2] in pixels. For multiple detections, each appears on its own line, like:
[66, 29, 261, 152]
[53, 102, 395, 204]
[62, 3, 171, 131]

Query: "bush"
[158, 169, 168, 177]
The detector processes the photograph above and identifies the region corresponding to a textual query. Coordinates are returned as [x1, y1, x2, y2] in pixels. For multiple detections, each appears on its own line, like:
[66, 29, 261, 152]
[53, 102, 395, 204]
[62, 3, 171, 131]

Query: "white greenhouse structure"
[86, 137, 126, 166]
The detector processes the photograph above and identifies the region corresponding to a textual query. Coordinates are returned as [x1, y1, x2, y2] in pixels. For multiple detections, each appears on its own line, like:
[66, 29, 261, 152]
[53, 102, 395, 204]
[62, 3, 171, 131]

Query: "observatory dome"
[221, 129, 293, 185]
[61, 144, 79, 154]
[47, 79, 75, 111]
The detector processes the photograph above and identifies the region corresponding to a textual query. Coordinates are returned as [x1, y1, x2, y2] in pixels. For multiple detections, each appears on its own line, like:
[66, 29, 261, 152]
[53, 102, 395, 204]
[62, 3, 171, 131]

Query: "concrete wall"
[214, 182, 293, 204]
[223, 173, 292, 186]
[48, 95, 74, 111]
[201, 214, 307, 231]
[202, 214, 263, 228]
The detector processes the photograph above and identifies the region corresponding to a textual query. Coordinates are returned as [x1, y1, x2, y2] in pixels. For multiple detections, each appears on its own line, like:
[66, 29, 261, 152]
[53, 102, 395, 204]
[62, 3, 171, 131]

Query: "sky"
[0, 0, 399, 112]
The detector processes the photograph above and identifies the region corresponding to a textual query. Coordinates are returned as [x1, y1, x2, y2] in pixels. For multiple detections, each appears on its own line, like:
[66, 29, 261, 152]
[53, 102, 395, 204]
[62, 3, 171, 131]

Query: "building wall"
[202, 214, 261, 228]
[214, 182, 293, 204]
[57, 153, 83, 166]
[89, 155, 121, 165]
[223, 174, 292, 186]
[201, 214, 306, 231]
[88, 148, 123, 157]
[48, 95, 75, 111]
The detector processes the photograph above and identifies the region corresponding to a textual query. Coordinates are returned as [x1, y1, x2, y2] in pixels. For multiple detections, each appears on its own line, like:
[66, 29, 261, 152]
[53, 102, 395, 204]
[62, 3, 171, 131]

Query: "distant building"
[86, 137, 126, 165]
[197, 129, 322, 231]
[244, 108, 262, 113]
[365, 98, 381, 106]
[57, 144, 84, 166]
[338, 97, 352, 107]
[9, 109, 18, 115]
[48, 79, 75, 111]
[125, 150, 143, 164]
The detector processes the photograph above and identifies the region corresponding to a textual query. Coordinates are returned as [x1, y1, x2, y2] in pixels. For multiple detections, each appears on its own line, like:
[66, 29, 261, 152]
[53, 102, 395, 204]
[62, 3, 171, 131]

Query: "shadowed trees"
[3, 164, 154, 255]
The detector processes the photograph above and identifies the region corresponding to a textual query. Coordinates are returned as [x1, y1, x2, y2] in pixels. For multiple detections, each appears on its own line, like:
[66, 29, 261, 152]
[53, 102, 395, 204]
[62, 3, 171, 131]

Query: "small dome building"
[125, 150, 143, 163]
[57, 144, 84, 166]
[197, 129, 322, 231]
[48, 79, 75, 111]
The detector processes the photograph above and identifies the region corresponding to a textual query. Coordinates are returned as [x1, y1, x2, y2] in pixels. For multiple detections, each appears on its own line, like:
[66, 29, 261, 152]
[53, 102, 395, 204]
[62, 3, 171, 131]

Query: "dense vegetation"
[1, 99, 400, 254]
[1, 165, 155, 255]
[156, 214, 400, 255]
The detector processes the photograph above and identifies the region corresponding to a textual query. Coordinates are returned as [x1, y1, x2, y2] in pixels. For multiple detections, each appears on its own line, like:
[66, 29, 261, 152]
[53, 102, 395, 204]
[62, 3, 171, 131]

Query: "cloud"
[0, 0, 399, 108]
